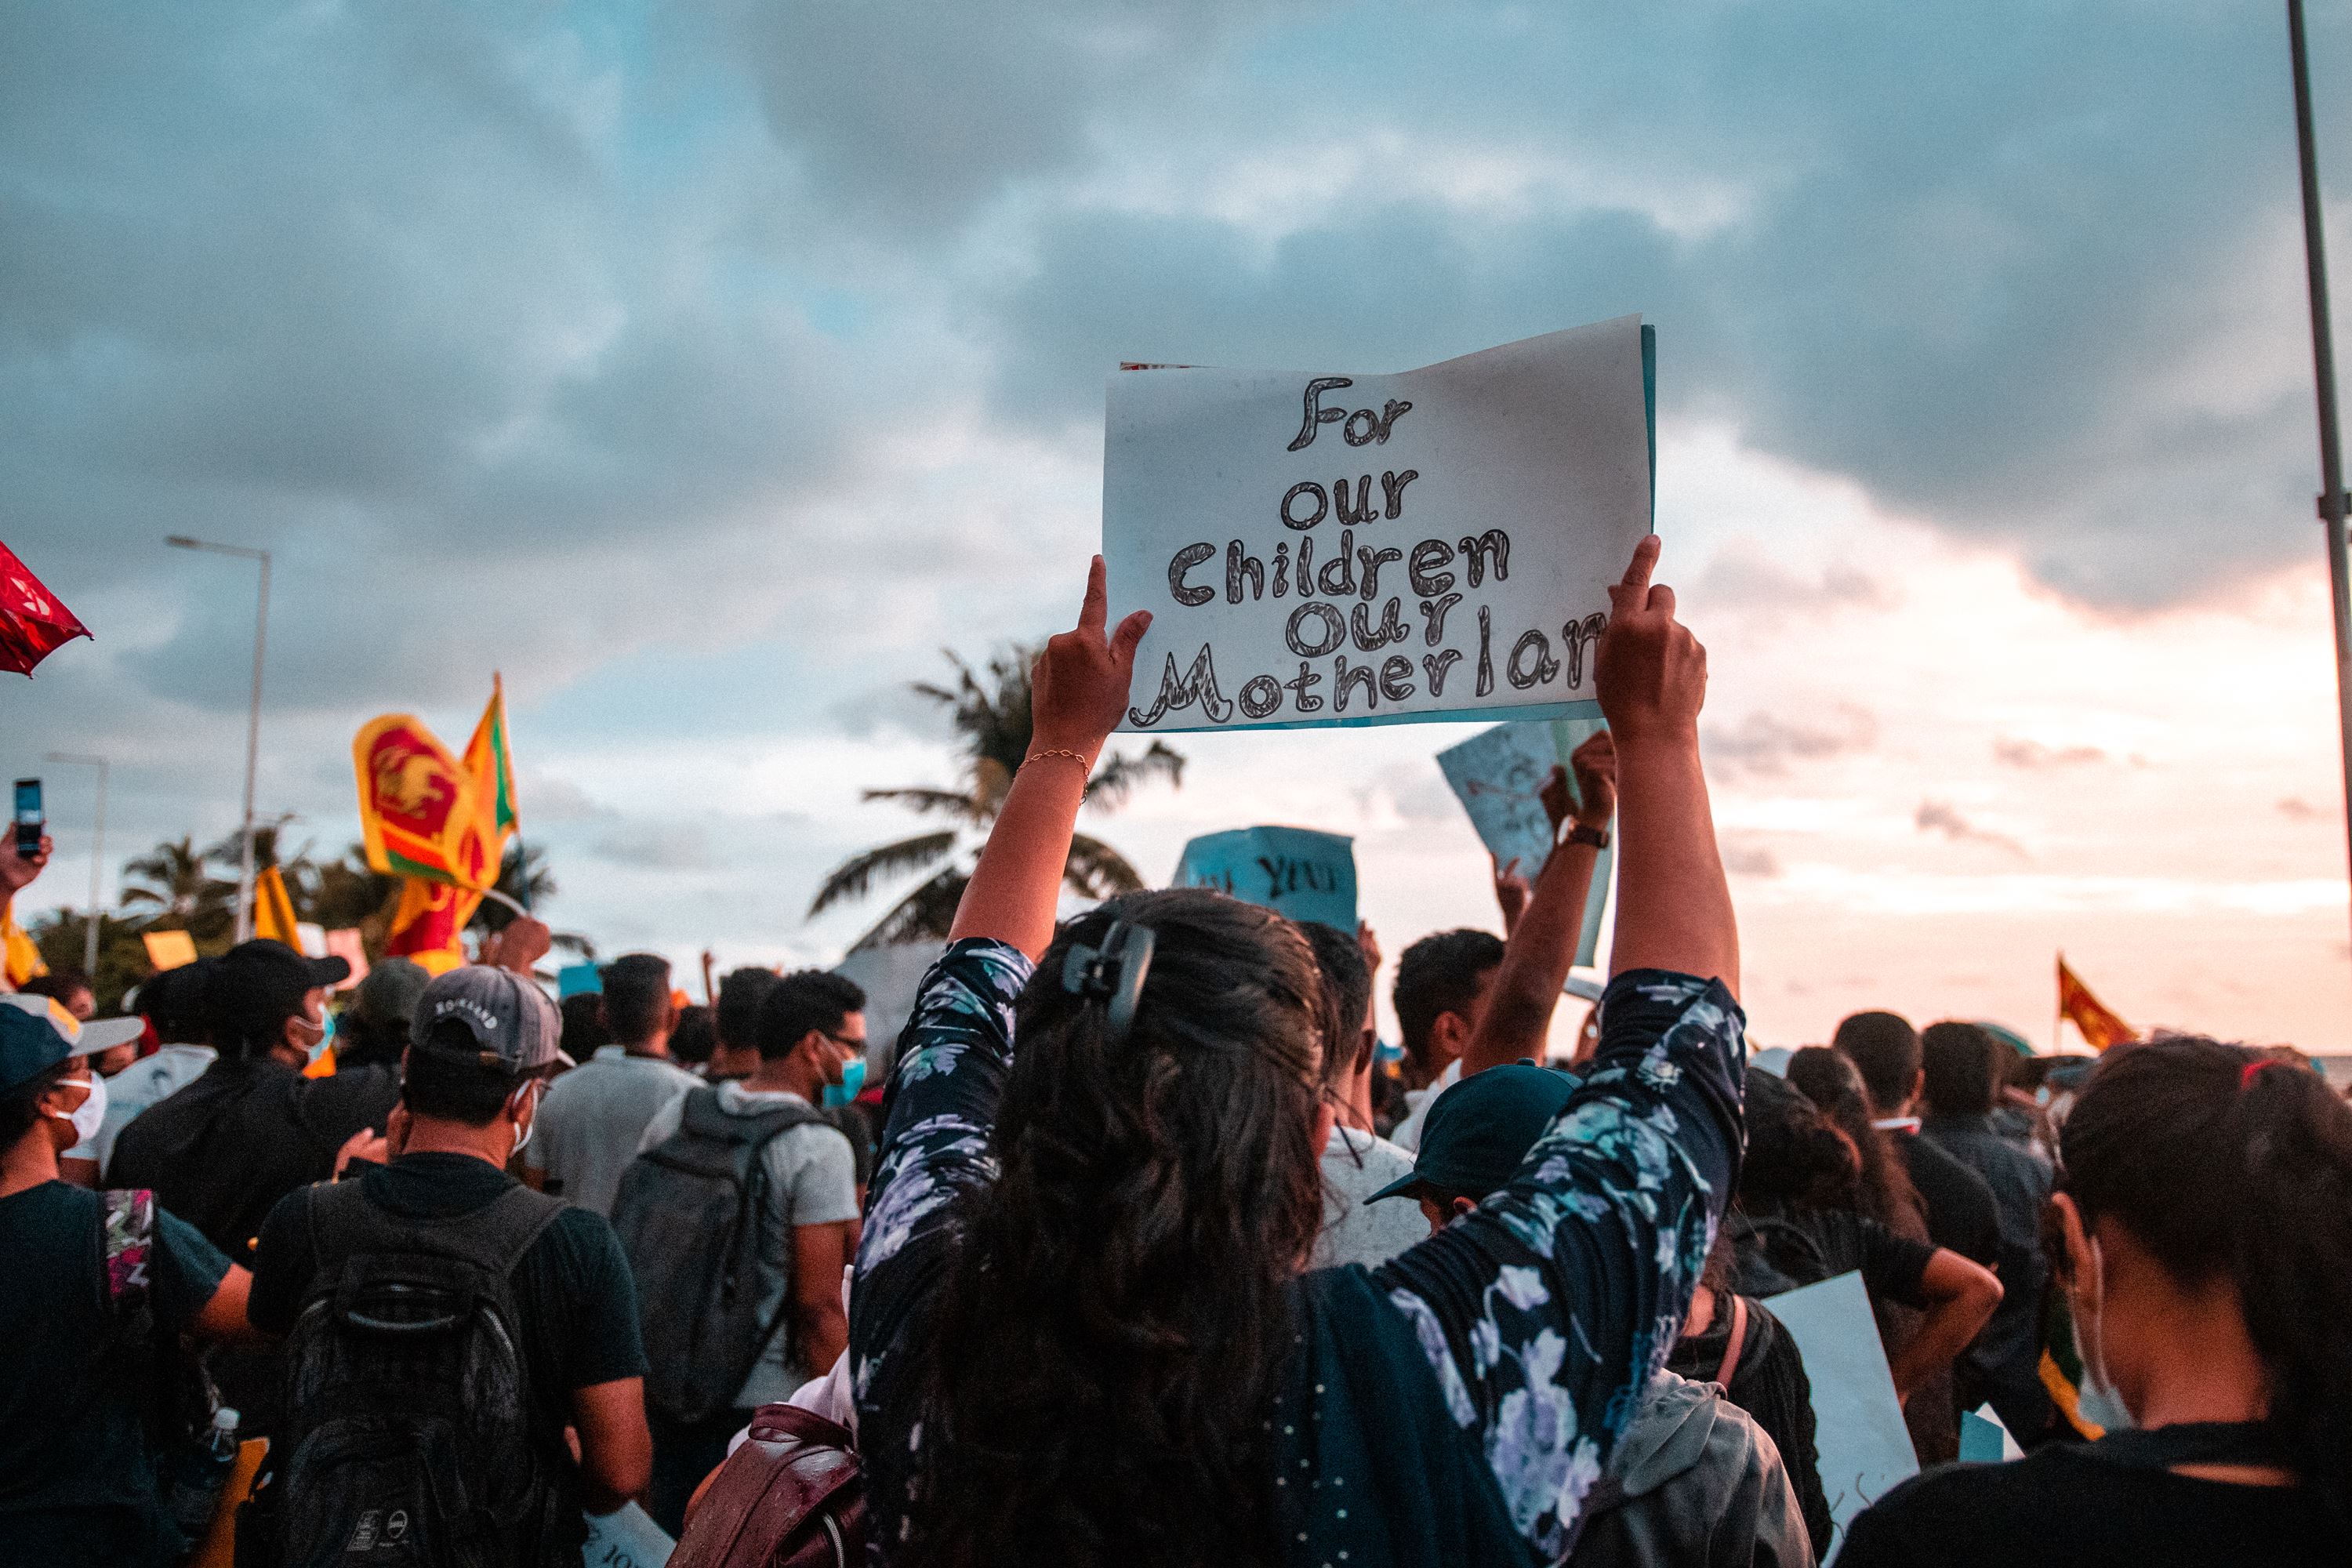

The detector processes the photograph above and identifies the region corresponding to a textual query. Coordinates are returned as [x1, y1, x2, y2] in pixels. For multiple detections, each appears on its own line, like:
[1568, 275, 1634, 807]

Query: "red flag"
[0, 540, 92, 676]
[2057, 956, 2137, 1052]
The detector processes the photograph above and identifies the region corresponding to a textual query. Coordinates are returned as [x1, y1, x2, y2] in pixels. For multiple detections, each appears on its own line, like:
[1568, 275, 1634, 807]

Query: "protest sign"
[582, 1501, 673, 1567]
[1172, 826, 1356, 931]
[557, 962, 604, 1000]
[1105, 317, 1654, 734]
[1433, 716, 1613, 966]
[1765, 1270, 1918, 1553]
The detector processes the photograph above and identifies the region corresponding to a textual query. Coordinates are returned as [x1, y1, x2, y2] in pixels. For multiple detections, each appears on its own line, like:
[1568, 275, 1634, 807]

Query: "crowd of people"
[2, 539, 2348, 1567]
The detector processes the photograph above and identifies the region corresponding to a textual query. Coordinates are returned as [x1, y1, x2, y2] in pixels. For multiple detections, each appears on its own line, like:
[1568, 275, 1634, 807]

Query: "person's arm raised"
[947, 555, 1150, 960]
[1596, 536, 1737, 997]
[1458, 735, 1616, 1078]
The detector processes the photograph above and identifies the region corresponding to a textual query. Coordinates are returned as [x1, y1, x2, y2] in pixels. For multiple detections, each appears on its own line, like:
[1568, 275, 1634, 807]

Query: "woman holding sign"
[844, 539, 1763, 1568]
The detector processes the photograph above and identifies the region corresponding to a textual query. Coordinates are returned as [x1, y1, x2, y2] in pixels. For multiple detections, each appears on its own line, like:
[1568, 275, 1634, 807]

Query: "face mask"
[49, 1073, 106, 1148]
[2073, 1234, 2136, 1433]
[822, 1055, 866, 1109]
[289, 1011, 327, 1057]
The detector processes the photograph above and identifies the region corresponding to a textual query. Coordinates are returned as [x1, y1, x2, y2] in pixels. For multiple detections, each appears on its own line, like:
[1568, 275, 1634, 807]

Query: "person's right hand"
[0, 833, 52, 897]
[1029, 554, 1151, 764]
[1595, 536, 1706, 742]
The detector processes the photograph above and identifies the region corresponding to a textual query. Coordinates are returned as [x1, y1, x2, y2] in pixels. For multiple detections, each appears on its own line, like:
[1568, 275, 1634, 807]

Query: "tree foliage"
[811, 645, 1184, 950]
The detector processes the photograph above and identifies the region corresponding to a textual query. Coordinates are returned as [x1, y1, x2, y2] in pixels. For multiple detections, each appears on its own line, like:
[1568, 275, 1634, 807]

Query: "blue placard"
[557, 963, 603, 1000]
[1433, 717, 1613, 966]
[1171, 826, 1357, 931]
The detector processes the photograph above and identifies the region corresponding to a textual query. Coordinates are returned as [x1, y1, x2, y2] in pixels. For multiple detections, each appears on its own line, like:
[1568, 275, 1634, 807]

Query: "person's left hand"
[1491, 856, 1530, 933]
[1566, 730, 1617, 829]
[1029, 555, 1152, 764]
[0, 833, 52, 897]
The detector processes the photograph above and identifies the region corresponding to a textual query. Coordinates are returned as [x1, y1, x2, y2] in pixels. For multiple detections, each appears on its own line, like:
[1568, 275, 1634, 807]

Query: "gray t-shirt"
[1312, 1124, 1429, 1269]
[637, 1080, 862, 1405]
[525, 1047, 699, 1217]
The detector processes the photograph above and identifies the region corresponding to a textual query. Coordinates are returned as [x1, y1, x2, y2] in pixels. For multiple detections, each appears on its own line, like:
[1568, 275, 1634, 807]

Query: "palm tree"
[811, 646, 1184, 949]
[122, 836, 233, 925]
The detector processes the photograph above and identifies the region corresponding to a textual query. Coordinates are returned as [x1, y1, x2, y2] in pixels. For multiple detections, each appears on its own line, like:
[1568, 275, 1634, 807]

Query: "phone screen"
[13, 779, 40, 853]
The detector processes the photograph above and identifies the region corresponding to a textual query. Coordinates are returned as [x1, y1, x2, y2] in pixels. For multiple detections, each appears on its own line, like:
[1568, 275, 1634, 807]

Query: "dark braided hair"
[902, 888, 1328, 1568]
[2063, 1036, 2352, 1523]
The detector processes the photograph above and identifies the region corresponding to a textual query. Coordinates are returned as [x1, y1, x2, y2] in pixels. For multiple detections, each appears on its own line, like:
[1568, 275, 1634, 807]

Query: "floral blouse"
[849, 938, 1746, 1565]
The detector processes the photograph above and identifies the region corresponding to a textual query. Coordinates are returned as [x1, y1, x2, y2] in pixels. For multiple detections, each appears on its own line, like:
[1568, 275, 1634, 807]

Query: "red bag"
[669, 1404, 866, 1568]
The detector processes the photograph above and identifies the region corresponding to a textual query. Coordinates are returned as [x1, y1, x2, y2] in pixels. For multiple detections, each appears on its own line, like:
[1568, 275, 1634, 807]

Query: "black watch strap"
[1563, 822, 1610, 851]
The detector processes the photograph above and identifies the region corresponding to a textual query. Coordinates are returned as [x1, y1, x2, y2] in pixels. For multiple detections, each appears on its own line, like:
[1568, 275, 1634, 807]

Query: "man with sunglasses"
[620, 967, 866, 1532]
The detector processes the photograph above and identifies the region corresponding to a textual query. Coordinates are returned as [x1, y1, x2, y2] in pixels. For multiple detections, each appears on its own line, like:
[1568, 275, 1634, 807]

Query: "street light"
[42, 752, 106, 975]
[165, 535, 270, 943]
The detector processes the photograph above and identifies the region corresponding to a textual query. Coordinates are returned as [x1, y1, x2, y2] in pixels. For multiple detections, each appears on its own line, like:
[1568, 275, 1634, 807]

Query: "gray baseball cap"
[412, 967, 571, 1073]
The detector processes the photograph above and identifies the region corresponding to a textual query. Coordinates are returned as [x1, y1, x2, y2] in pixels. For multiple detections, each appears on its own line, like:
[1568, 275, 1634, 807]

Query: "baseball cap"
[1371, 1062, 1581, 1203]
[412, 967, 570, 1073]
[0, 993, 144, 1094]
[209, 939, 351, 1047]
[350, 956, 432, 1030]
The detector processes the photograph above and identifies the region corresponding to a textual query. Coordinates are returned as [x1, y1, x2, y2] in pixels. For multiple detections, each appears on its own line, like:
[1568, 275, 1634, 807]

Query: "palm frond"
[1063, 833, 1147, 901]
[860, 786, 986, 823]
[1083, 741, 1187, 810]
[848, 866, 969, 952]
[808, 831, 960, 916]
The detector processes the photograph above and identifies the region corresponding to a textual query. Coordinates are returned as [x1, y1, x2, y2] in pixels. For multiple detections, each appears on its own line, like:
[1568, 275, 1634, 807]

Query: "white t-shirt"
[93, 1044, 218, 1178]
[1312, 1124, 1428, 1269]
[526, 1046, 700, 1217]
[1389, 1058, 1462, 1153]
[636, 1080, 862, 1406]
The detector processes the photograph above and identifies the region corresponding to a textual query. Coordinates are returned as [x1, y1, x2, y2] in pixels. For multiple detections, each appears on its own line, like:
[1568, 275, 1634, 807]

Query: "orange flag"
[2057, 956, 2136, 1051]
[251, 865, 300, 949]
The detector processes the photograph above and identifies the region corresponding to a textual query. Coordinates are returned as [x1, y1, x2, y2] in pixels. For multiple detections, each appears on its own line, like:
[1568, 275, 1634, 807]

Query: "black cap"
[209, 939, 350, 1050]
[1371, 1063, 1581, 1203]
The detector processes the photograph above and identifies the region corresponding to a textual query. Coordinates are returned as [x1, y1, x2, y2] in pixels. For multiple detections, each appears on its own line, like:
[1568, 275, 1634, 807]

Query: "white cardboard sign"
[1105, 317, 1654, 733]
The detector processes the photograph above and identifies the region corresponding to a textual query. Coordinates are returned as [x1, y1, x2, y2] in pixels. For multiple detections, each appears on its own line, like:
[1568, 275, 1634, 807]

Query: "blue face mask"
[822, 1055, 866, 1109]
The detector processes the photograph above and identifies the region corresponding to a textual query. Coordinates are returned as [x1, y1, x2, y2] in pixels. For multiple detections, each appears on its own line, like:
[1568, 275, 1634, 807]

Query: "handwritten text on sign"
[1105, 318, 1653, 732]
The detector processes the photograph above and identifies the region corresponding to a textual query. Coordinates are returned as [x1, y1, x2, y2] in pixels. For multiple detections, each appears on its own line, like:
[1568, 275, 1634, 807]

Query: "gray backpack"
[611, 1087, 830, 1425]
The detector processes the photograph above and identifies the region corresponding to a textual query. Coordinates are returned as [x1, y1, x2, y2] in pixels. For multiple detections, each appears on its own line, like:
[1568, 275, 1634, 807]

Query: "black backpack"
[609, 1087, 832, 1427]
[244, 1180, 574, 1568]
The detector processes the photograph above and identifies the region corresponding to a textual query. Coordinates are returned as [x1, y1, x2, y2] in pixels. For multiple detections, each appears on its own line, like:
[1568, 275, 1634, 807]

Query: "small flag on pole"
[252, 866, 301, 949]
[0, 539, 92, 677]
[2056, 956, 2136, 1052]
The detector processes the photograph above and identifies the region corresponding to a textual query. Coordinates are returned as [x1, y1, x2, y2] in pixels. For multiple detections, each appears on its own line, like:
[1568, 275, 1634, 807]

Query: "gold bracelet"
[1023, 748, 1092, 773]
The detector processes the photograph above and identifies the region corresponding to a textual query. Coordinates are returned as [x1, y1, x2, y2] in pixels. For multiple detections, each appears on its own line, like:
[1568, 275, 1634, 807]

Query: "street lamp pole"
[42, 752, 106, 975]
[165, 535, 270, 943]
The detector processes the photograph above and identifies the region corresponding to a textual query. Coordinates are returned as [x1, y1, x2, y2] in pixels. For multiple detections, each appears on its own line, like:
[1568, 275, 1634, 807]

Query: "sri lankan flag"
[357, 681, 520, 973]
[463, 673, 518, 850]
[2057, 956, 2136, 1052]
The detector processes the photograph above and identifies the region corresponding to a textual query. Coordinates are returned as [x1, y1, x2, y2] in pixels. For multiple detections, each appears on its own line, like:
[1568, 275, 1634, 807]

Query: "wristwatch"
[1562, 822, 1610, 851]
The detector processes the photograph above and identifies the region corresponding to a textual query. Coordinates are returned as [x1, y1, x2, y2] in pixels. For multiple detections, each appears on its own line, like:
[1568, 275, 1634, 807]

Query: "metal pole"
[165, 536, 270, 944]
[239, 553, 270, 944]
[44, 752, 107, 975]
[2289, 0, 2352, 951]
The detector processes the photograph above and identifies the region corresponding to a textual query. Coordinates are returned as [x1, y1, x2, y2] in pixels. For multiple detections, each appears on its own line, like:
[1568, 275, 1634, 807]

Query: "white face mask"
[49, 1072, 106, 1148]
[2074, 1233, 2136, 1433]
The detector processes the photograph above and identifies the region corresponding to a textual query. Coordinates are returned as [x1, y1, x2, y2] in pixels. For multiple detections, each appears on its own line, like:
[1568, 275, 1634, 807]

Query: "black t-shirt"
[1839, 1443, 2345, 1566]
[249, 1152, 648, 1441]
[1735, 1200, 1938, 1305]
[0, 1181, 232, 1568]
[110, 1055, 401, 1258]
[1895, 1130, 2001, 1265]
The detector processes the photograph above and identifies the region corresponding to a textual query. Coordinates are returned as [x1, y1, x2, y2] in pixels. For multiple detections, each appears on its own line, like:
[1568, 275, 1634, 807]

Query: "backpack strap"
[669, 1403, 863, 1568]
[101, 1189, 158, 1314]
[1713, 1293, 1750, 1385]
[300, 1175, 568, 1284]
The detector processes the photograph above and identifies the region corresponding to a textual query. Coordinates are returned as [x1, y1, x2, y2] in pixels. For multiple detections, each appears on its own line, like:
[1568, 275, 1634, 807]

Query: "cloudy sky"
[7, 1, 2352, 1050]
